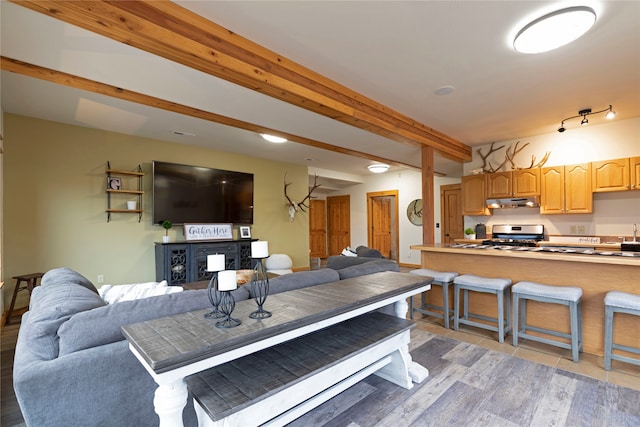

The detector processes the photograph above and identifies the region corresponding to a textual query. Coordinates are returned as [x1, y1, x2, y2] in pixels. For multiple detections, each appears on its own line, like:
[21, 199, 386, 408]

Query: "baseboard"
[399, 263, 421, 269]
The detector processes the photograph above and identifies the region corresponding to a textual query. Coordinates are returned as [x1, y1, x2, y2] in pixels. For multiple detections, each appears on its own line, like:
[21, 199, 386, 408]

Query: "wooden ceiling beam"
[1, 56, 420, 172]
[13, 0, 471, 163]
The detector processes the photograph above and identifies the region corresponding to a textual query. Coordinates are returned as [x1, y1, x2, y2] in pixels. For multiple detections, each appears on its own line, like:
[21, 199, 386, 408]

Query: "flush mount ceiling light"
[368, 164, 390, 173]
[261, 134, 288, 143]
[558, 105, 616, 133]
[513, 6, 596, 54]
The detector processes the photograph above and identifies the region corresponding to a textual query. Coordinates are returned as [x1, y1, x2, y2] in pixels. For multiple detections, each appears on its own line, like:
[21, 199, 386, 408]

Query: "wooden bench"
[185, 312, 415, 427]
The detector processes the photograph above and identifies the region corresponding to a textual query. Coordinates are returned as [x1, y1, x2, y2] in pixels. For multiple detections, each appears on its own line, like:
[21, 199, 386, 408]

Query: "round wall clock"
[407, 199, 423, 226]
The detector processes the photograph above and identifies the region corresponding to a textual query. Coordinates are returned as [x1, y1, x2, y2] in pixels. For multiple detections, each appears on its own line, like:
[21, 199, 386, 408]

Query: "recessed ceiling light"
[368, 164, 390, 173]
[434, 85, 456, 96]
[261, 134, 288, 143]
[513, 6, 596, 54]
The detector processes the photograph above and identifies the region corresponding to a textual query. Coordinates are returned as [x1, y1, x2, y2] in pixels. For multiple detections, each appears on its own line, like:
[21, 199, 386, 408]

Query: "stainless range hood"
[486, 196, 540, 209]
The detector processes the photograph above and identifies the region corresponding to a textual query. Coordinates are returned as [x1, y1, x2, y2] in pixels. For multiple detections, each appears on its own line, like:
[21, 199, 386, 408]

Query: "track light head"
[558, 126, 566, 133]
[581, 116, 589, 126]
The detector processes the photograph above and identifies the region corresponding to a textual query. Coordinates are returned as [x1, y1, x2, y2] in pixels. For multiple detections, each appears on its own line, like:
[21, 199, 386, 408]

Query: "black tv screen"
[152, 161, 254, 225]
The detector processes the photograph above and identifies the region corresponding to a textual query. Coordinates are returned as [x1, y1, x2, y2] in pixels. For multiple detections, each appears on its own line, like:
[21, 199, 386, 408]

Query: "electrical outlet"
[570, 225, 577, 234]
[577, 226, 586, 235]
[97, 274, 104, 284]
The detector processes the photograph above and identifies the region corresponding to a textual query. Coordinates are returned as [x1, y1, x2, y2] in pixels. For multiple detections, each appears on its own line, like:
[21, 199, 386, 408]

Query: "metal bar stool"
[453, 274, 513, 343]
[409, 269, 458, 328]
[512, 281, 583, 363]
[7, 272, 44, 324]
[604, 291, 640, 371]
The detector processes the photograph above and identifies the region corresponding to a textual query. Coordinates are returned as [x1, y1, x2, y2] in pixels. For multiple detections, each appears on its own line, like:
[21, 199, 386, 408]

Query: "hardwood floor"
[2, 293, 638, 426]
[1, 322, 26, 427]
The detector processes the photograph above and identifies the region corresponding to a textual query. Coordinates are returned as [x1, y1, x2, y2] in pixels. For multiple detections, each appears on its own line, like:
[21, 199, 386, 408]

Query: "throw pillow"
[98, 280, 181, 304]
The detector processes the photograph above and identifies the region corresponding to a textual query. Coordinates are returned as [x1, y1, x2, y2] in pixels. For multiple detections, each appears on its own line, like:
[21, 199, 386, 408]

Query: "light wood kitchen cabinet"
[462, 174, 491, 215]
[632, 156, 640, 190]
[541, 163, 592, 214]
[486, 172, 511, 198]
[486, 169, 540, 198]
[592, 158, 631, 192]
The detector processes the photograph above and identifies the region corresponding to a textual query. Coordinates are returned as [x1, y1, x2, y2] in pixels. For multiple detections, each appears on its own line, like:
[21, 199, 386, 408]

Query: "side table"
[7, 273, 44, 324]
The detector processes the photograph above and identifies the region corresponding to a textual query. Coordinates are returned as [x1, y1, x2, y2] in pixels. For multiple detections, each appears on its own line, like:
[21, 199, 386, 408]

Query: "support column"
[421, 146, 435, 245]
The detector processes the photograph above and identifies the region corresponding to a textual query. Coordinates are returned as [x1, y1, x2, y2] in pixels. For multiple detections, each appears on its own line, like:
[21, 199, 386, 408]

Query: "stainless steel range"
[482, 224, 545, 247]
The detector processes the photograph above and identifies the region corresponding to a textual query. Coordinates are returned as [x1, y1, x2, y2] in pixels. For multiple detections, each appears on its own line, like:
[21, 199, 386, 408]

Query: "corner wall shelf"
[106, 161, 144, 222]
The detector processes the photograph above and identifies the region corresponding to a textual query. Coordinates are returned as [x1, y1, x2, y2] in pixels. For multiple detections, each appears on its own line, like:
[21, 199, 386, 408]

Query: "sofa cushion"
[355, 246, 385, 258]
[254, 268, 340, 298]
[58, 286, 249, 355]
[21, 270, 107, 361]
[39, 267, 99, 294]
[325, 255, 389, 270]
[337, 259, 400, 280]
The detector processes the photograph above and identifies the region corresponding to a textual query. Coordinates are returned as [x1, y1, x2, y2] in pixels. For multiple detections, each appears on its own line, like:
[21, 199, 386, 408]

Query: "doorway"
[367, 190, 398, 260]
[327, 195, 351, 256]
[309, 199, 327, 258]
[440, 184, 463, 244]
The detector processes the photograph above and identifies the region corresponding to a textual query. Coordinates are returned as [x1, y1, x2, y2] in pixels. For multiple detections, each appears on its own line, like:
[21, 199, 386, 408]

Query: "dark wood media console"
[155, 240, 255, 286]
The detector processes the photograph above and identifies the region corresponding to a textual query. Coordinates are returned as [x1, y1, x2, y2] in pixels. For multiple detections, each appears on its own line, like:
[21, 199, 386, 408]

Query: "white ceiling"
[2, 1, 639, 184]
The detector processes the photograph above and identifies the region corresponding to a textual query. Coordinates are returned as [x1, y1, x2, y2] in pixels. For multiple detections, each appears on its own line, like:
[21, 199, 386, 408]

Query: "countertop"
[454, 239, 622, 250]
[412, 244, 640, 266]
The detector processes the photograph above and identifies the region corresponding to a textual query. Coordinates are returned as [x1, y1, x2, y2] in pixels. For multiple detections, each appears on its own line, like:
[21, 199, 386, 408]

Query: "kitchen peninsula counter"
[411, 244, 639, 357]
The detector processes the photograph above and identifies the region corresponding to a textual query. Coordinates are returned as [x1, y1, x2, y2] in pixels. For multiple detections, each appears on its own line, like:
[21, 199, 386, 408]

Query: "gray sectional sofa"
[13, 257, 398, 427]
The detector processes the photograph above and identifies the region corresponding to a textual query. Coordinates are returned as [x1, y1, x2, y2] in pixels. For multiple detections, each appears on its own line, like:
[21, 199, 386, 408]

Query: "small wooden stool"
[604, 291, 640, 371]
[512, 281, 583, 363]
[410, 268, 458, 329]
[7, 273, 44, 324]
[453, 274, 513, 343]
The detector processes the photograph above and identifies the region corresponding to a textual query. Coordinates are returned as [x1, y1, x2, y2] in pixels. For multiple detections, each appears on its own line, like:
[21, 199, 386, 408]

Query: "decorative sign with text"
[184, 223, 233, 241]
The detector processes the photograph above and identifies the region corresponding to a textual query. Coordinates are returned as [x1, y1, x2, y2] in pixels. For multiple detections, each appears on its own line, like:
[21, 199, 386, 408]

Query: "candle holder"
[249, 257, 272, 319]
[204, 272, 225, 319]
[216, 290, 241, 328]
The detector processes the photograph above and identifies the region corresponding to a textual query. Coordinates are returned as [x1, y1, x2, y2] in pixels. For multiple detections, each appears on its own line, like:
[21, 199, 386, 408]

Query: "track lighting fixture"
[557, 105, 615, 133]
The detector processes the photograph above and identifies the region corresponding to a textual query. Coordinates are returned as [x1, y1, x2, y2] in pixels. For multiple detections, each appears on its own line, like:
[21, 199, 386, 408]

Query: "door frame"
[366, 190, 399, 260]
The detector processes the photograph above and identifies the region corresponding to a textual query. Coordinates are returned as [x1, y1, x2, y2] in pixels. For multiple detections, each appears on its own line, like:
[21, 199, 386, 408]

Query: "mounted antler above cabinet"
[476, 141, 550, 173]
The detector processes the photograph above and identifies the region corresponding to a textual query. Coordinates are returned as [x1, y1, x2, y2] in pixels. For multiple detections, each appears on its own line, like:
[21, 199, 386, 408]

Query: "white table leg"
[154, 379, 188, 427]
[393, 297, 430, 384]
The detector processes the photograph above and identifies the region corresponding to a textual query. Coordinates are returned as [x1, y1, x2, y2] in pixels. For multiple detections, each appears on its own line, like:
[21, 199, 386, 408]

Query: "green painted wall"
[3, 114, 309, 304]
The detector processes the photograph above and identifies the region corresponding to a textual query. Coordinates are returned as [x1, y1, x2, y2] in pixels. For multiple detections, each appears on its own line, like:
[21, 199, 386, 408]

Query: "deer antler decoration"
[284, 173, 321, 221]
[476, 142, 506, 173]
[505, 141, 529, 170]
[524, 151, 551, 169]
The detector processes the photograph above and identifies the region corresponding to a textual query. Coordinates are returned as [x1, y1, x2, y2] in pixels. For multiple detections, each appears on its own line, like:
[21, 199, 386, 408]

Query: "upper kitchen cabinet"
[541, 163, 592, 214]
[592, 158, 631, 192]
[486, 169, 540, 198]
[462, 174, 491, 216]
[632, 156, 640, 190]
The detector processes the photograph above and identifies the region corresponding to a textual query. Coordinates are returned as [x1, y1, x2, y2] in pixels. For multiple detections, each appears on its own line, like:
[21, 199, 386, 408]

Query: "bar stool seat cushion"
[605, 291, 640, 310]
[454, 275, 512, 290]
[513, 281, 582, 302]
[410, 269, 458, 283]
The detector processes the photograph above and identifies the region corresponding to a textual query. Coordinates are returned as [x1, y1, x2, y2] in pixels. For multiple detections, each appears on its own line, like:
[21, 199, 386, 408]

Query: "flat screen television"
[152, 161, 254, 225]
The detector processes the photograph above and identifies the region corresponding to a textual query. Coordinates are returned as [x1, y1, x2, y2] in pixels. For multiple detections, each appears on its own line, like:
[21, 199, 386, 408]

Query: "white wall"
[463, 117, 640, 238]
[330, 170, 459, 265]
